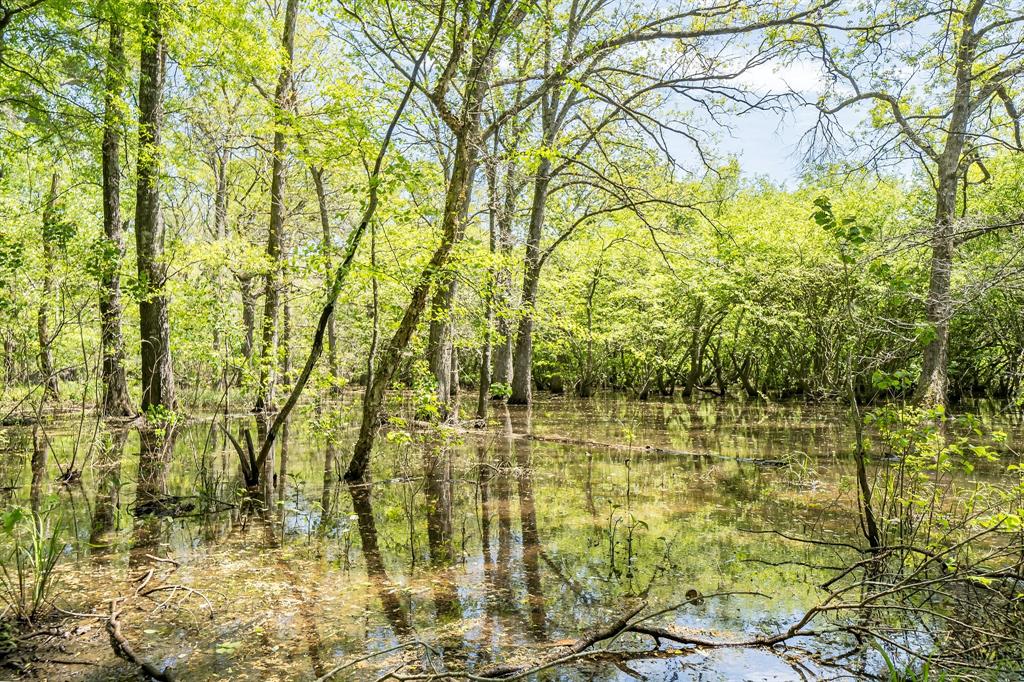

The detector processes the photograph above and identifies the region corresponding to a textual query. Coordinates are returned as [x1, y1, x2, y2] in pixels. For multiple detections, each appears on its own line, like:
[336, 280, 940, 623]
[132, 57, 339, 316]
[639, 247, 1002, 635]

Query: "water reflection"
[89, 428, 126, 553]
[514, 435, 546, 639]
[10, 395, 1021, 680]
[349, 482, 412, 637]
[30, 427, 47, 514]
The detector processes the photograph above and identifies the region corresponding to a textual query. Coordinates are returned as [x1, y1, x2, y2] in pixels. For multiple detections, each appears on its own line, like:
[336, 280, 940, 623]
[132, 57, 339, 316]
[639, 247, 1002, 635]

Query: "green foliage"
[0, 507, 65, 624]
[488, 382, 512, 400]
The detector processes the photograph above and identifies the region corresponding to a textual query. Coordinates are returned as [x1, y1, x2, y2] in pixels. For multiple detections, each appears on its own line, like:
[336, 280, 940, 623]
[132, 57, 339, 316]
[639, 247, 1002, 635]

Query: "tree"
[99, 7, 133, 416]
[813, 0, 1024, 408]
[135, 0, 175, 414]
[254, 0, 301, 414]
[37, 172, 60, 402]
[344, 0, 530, 479]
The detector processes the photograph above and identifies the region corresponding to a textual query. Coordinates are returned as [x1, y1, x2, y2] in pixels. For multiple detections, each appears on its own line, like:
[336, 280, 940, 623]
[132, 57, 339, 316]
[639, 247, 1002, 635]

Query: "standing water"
[2, 395, 1021, 680]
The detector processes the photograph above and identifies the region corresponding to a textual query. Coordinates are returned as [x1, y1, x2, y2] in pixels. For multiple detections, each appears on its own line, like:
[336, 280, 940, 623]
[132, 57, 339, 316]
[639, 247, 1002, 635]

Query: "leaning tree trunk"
[255, 0, 300, 414]
[346, 127, 481, 481]
[99, 17, 133, 416]
[134, 0, 175, 413]
[508, 157, 551, 405]
[242, 15, 446, 483]
[37, 172, 60, 402]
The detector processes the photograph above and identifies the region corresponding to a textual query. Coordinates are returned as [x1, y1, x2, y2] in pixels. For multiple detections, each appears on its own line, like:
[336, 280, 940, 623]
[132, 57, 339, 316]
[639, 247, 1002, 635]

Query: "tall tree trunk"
[100, 17, 133, 416]
[255, 0, 300, 414]
[37, 172, 59, 402]
[236, 274, 256, 386]
[427, 277, 458, 416]
[916, 170, 958, 408]
[213, 146, 229, 239]
[280, 290, 292, 391]
[508, 165, 549, 405]
[491, 164, 517, 395]
[310, 165, 340, 392]
[211, 145, 229, 389]
[683, 298, 704, 398]
[477, 163, 498, 420]
[365, 223, 380, 390]
[134, 0, 174, 413]
[914, 15, 977, 409]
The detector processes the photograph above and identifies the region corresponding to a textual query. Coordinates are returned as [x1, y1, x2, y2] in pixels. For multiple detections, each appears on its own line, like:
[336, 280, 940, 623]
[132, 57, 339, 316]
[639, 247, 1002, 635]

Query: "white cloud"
[739, 59, 826, 95]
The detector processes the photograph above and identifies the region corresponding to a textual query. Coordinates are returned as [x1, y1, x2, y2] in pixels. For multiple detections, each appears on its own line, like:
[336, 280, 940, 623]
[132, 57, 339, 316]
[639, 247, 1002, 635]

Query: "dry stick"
[251, 9, 446, 474]
[106, 599, 175, 682]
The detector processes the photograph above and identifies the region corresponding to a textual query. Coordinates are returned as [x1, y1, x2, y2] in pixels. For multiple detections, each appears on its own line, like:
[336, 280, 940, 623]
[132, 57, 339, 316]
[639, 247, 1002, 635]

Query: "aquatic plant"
[0, 506, 65, 624]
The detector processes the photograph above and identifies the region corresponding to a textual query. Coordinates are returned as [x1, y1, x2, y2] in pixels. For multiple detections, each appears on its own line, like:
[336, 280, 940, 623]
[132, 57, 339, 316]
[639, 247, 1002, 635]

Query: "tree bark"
[134, 0, 174, 413]
[100, 17, 133, 416]
[491, 163, 517, 395]
[37, 172, 59, 402]
[427, 276, 458, 416]
[310, 165, 340, 392]
[346, 129, 480, 481]
[508, 156, 550, 405]
[477, 161, 498, 419]
[213, 146, 229, 240]
[366, 223, 380, 390]
[211, 145, 230, 389]
[683, 298, 704, 398]
[255, 0, 300, 414]
[916, 176, 957, 408]
[914, 11, 978, 409]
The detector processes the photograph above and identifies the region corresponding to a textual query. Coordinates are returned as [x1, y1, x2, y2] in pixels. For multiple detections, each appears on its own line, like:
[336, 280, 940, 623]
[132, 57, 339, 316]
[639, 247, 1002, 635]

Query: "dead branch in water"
[99, 558, 211, 681]
[321, 594, 820, 681]
[106, 598, 176, 682]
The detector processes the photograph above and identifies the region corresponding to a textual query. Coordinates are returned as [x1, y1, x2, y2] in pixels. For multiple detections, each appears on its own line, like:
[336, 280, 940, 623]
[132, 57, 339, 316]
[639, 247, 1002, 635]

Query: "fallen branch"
[106, 598, 176, 682]
[477, 603, 645, 679]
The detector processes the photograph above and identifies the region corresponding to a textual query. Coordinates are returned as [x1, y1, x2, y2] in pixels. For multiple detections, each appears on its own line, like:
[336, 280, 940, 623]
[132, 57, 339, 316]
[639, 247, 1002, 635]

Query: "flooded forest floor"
[1, 395, 1021, 681]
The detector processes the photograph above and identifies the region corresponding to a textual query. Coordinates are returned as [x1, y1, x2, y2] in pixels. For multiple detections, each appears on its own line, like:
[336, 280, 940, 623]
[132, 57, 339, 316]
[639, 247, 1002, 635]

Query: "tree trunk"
[211, 144, 229, 389]
[490, 170, 516, 395]
[683, 298, 704, 398]
[37, 172, 59, 402]
[477, 168, 498, 420]
[255, 0, 300, 414]
[346, 125, 480, 481]
[508, 157, 551, 405]
[427, 277, 458, 416]
[100, 17, 133, 416]
[915, 171, 958, 408]
[236, 274, 257, 386]
[213, 146, 229, 239]
[913, 8, 977, 410]
[310, 165, 340, 392]
[134, 0, 174, 413]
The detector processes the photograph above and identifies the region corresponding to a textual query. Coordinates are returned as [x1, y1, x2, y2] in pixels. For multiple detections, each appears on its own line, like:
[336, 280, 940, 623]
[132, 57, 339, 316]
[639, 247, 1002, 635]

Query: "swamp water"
[3, 396, 1020, 681]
